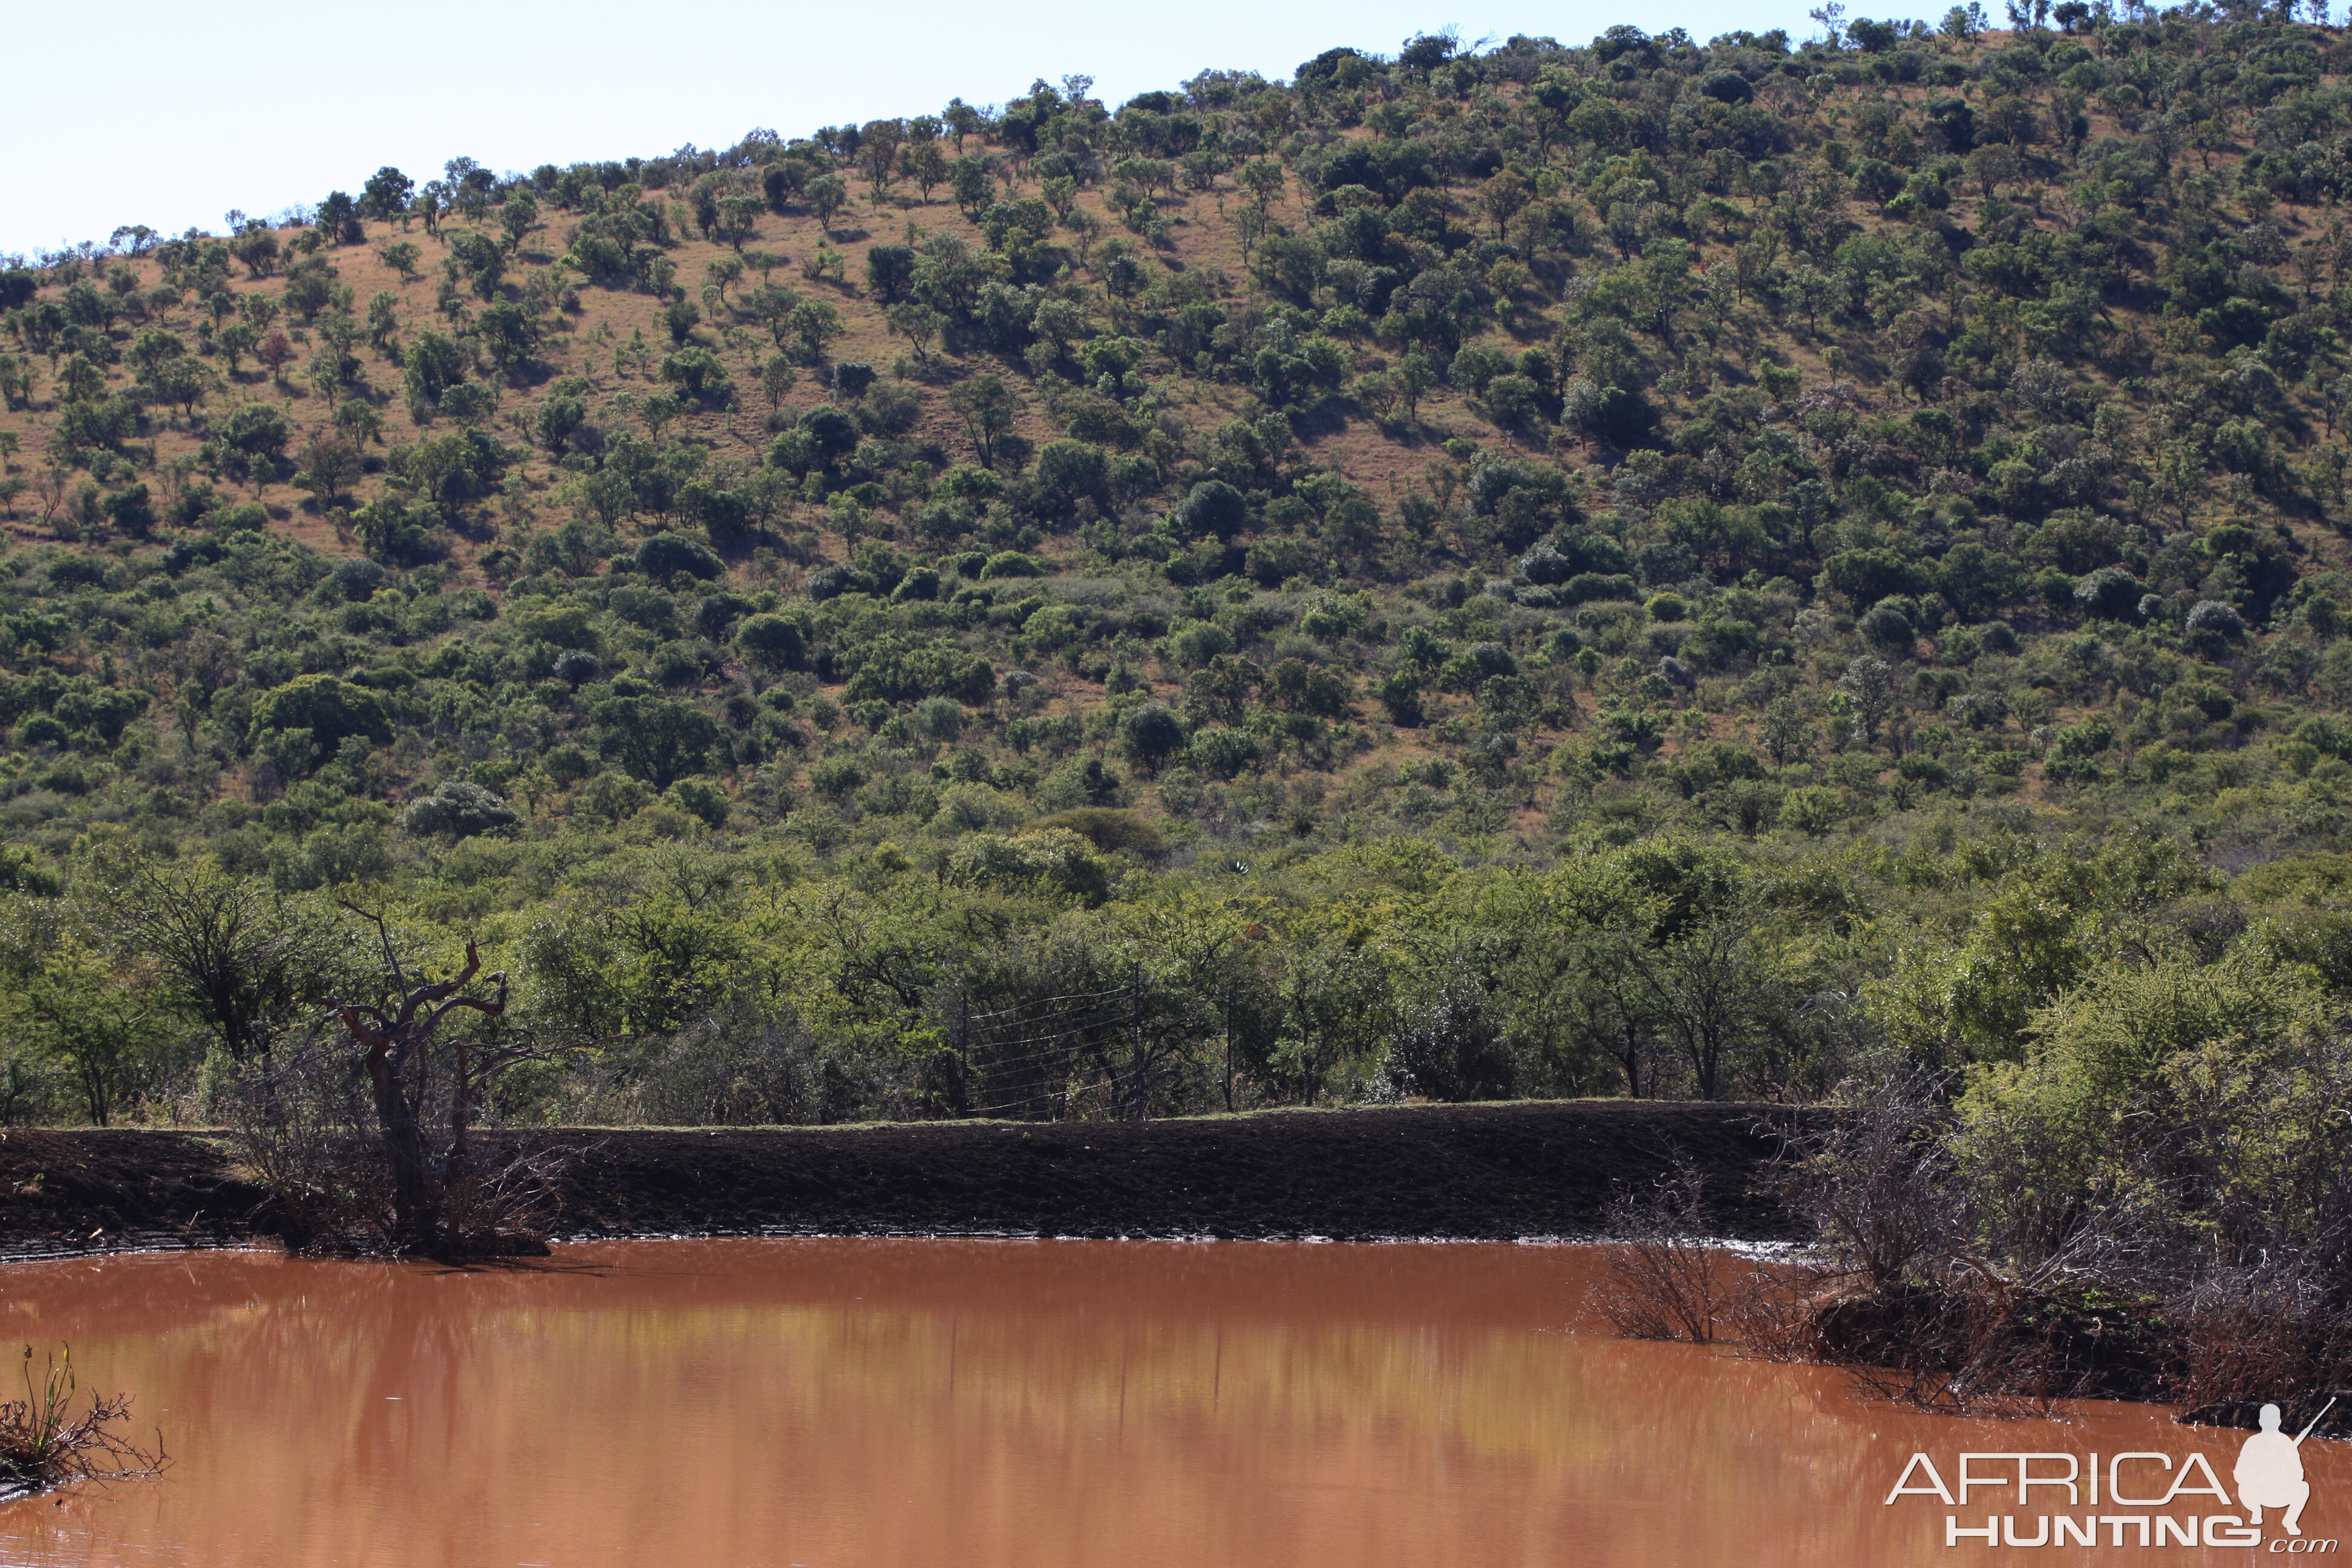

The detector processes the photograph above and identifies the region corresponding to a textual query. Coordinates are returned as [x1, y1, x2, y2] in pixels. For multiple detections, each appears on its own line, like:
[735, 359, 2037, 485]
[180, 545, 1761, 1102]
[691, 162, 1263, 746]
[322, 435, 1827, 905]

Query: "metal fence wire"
[943, 975, 1157, 1120]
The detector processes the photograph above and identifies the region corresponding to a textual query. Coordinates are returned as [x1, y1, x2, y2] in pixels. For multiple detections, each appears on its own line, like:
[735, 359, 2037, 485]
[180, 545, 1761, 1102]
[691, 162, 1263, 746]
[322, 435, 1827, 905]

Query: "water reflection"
[0, 1239, 2336, 1566]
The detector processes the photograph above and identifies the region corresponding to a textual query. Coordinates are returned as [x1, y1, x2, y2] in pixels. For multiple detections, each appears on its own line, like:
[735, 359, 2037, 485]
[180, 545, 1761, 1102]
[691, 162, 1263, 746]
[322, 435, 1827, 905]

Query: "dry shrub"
[1726, 1256, 1835, 1362]
[1762, 1082, 2082, 1412]
[1765, 1078, 1964, 1294]
[0, 1345, 167, 1500]
[1731, 1080, 2115, 1414]
[1597, 1053, 2352, 1423]
[1806, 1275, 2088, 1416]
[2171, 1264, 2352, 1430]
[224, 1035, 391, 1250]
[1595, 1160, 1731, 1343]
[224, 1032, 570, 1256]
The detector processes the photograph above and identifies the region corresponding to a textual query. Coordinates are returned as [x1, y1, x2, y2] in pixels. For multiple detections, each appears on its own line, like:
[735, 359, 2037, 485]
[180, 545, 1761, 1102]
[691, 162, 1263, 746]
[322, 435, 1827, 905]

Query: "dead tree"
[322, 907, 543, 1249]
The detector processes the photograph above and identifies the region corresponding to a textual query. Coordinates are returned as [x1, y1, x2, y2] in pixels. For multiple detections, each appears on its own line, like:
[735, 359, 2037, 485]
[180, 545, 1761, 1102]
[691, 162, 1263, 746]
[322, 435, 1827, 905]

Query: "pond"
[0, 1238, 2341, 1566]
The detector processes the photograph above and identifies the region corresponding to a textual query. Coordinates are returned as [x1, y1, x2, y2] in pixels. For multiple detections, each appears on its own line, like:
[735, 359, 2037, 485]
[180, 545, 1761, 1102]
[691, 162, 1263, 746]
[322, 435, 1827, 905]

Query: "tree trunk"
[364, 1048, 440, 1243]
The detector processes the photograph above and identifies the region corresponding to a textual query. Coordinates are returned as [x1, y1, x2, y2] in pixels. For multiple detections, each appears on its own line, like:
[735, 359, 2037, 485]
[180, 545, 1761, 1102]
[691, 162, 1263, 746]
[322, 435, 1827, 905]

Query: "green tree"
[402, 328, 470, 402]
[336, 397, 385, 445]
[80, 854, 344, 1064]
[865, 243, 916, 302]
[215, 321, 258, 375]
[292, 433, 364, 507]
[787, 298, 843, 363]
[474, 301, 540, 378]
[13, 937, 156, 1126]
[591, 695, 719, 788]
[884, 301, 942, 362]
[944, 98, 981, 149]
[56, 354, 105, 403]
[231, 225, 281, 278]
[1834, 655, 1898, 744]
[1626, 907, 1791, 1101]
[809, 174, 850, 232]
[361, 166, 414, 221]
[949, 155, 994, 217]
[705, 254, 744, 305]
[499, 191, 540, 253]
[1239, 158, 1286, 211]
[1394, 351, 1436, 419]
[445, 228, 505, 299]
[365, 290, 400, 352]
[759, 353, 798, 410]
[658, 346, 733, 405]
[127, 327, 183, 380]
[948, 373, 1019, 465]
[735, 613, 808, 669]
[1123, 703, 1187, 771]
[217, 402, 292, 483]
[250, 673, 393, 753]
[743, 283, 800, 350]
[150, 356, 214, 419]
[716, 195, 764, 250]
[903, 140, 948, 202]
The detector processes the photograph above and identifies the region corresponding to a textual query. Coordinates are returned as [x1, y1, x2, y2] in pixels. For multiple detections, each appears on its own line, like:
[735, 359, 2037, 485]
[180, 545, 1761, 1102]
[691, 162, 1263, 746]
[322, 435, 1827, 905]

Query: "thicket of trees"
[5, 10, 2352, 1163]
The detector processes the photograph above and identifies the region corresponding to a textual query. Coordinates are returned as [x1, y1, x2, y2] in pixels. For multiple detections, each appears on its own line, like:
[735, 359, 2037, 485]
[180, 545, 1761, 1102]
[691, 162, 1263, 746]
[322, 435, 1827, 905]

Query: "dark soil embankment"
[0, 1100, 1814, 1261]
[532, 1100, 1810, 1241]
[0, 1129, 264, 1259]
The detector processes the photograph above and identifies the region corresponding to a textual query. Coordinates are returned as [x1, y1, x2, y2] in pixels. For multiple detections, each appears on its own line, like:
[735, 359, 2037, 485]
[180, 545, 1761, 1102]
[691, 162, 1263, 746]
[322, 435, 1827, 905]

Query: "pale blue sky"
[4, 0, 1854, 258]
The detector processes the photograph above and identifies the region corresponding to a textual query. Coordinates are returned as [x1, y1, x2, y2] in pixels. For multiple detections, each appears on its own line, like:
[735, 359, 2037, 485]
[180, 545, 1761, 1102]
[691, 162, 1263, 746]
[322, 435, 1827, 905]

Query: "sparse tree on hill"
[1239, 158, 1285, 211]
[499, 192, 539, 254]
[335, 397, 384, 445]
[944, 97, 982, 150]
[361, 166, 414, 223]
[787, 297, 841, 363]
[717, 196, 763, 250]
[948, 372, 1019, 466]
[904, 141, 949, 203]
[808, 175, 849, 233]
[257, 330, 295, 387]
[885, 301, 942, 362]
[760, 353, 797, 410]
[705, 254, 743, 306]
[230, 225, 280, 279]
[950, 156, 995, 217]
[293, 433, 364, 507]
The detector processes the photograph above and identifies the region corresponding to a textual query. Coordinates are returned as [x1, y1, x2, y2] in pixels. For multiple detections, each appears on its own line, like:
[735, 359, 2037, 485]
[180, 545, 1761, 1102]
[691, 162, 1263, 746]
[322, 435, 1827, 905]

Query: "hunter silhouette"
[2236, 1401, 2330, 1537]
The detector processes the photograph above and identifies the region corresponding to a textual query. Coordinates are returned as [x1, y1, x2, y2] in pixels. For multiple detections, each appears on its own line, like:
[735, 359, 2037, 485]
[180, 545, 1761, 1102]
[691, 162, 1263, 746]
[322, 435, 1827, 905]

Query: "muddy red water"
[0, 1240, 2341, 1567]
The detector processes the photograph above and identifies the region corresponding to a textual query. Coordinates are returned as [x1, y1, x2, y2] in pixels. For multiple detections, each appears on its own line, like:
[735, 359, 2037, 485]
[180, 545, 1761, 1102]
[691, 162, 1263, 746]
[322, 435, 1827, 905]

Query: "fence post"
[1131, 963, 1146, 1120]
[1222, 983, 1236, 1113]
[955, 990, 970, 1118]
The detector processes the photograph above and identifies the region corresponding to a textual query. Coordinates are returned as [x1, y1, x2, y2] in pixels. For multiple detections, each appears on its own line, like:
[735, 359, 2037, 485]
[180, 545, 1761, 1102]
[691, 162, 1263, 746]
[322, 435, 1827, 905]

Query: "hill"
[4, 11, 2352, 1143]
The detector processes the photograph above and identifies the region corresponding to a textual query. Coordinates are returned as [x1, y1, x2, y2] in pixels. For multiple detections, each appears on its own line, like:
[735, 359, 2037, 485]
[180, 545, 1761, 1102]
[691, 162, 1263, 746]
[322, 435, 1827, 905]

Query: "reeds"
[0, 1345, 167, 1499]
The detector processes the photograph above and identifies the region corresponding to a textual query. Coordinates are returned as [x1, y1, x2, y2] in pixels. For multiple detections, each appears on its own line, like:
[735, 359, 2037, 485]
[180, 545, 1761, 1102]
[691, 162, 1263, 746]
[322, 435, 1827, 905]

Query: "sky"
[1, 0, 1851, 258]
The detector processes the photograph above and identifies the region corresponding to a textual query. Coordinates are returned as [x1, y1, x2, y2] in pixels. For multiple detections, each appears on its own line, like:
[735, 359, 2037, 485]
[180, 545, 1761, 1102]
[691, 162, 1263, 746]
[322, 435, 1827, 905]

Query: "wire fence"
[942, 978, 1154, 1120]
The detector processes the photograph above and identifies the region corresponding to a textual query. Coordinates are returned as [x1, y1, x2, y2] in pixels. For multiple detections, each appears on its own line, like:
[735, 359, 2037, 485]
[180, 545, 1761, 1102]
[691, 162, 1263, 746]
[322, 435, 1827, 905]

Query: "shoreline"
[0, 1100, 1812, 1263]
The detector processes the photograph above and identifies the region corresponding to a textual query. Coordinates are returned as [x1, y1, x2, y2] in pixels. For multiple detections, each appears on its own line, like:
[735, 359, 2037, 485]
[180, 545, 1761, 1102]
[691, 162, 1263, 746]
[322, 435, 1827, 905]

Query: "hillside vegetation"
[5, 8, 2352, 1181]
